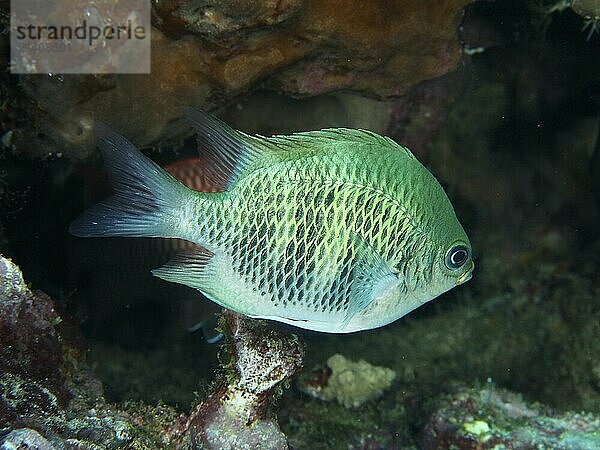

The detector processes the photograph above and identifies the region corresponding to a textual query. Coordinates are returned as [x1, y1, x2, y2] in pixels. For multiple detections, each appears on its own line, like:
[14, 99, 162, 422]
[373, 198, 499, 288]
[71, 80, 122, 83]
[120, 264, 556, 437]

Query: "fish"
[70, 109, 474, 333]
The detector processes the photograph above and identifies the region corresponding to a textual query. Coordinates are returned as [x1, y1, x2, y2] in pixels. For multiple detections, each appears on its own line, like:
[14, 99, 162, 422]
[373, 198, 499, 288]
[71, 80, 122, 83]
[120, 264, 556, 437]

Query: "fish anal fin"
[151, 246, 214, 291]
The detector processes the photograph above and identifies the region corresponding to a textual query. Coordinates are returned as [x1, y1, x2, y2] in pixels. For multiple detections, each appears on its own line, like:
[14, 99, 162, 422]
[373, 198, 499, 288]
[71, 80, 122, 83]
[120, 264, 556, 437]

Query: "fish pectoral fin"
[151, 247, 214, 290]
[184, 108, 264, 190]
[344, 233, 398, 327]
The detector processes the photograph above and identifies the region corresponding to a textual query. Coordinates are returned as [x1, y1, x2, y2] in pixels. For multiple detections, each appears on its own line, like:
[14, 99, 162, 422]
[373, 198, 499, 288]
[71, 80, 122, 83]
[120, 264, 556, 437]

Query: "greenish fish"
[70, 110, 474, 333]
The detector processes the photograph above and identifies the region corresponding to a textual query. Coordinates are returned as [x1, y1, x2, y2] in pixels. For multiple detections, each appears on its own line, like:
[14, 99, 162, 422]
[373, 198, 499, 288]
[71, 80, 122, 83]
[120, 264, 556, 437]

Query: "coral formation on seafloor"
[0, 254, 169, 448]
[178, 311, 305, 450]
[298, 354, 396, 408]
[423, 387, 600, 449]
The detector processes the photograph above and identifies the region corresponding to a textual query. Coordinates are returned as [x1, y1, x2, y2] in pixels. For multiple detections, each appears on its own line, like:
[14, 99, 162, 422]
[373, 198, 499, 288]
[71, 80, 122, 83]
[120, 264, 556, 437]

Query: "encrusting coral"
[178, 311, 305, 450]
[298, 354, 396, 408]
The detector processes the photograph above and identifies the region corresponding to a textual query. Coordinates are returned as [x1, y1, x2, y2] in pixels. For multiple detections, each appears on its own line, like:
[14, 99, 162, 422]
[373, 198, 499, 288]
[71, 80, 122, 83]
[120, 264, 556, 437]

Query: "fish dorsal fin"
[184, 108, 263, 189]
[185, 109, 414, 188]
[151, 246, 215, 290]
[343, 233, 401, 327]
[267, 128, 415, 160]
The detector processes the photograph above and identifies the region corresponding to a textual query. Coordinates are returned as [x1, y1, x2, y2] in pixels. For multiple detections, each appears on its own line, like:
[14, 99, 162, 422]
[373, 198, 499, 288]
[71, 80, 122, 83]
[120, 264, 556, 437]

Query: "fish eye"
[445, 244, 469, 270]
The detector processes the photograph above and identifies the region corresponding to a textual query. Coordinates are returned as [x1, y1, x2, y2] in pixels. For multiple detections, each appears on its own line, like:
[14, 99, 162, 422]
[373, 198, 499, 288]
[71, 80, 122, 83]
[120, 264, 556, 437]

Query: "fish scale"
[70, 110, 474, 333]
[195, 153, 433, 325]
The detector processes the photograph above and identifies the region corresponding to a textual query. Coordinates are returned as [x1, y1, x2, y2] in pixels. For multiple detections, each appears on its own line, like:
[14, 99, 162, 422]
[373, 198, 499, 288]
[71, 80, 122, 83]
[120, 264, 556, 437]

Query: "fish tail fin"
[69, 122, 190, 238]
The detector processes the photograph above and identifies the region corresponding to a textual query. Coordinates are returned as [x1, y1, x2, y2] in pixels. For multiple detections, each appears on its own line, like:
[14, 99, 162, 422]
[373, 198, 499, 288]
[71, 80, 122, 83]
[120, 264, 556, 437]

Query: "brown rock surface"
[9, 0, 471, 159]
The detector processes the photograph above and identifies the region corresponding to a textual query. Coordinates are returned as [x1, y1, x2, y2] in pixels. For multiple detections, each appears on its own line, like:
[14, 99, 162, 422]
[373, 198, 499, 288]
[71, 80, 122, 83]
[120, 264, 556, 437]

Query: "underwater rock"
[0, 428, 56, 449]
[222, 91, 391, 136]
[386, 74, 461, 159]
[0, 254, 72, 417]
[0, 254, 176, 448]
[299, 354, 396, 408]
[261, 0, 471, 97]
[164, 0, 304, 38]
[12, 0, 472, 159]
[422, 387, 600, 450]
[183, 311, 305, 450]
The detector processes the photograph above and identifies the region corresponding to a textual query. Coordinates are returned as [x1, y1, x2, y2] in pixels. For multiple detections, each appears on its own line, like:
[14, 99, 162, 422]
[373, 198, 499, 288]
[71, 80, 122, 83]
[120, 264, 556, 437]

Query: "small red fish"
[163, 157, 218, 191]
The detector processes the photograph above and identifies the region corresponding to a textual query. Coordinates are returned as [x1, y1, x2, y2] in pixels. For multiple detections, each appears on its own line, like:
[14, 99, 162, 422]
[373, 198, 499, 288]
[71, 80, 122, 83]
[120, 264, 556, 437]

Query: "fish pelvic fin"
[152, 247, 214, 289]
[69, 122, 191, 238]
[187, 312, 224, 344]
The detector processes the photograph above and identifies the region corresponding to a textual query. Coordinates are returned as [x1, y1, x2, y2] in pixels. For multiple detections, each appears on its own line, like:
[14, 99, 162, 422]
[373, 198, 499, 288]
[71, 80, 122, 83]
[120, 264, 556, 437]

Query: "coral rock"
[299, 353, 396, 408]
[422, 387, 600, 450]
[0, 255, 72, 422]
[0, 255, 176, 448]
[12, 0, 472, 159]
[0, 428, 56, 449]
[185, 310, 305, 450]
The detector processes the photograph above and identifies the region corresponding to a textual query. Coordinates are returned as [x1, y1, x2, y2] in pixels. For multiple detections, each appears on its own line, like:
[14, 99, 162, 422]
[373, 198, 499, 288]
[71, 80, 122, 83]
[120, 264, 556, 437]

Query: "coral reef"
[0, 254, 176, 448]
[299, 354, 396, 408]
[180, 311, 305, 450]
[8, 0, 472, 159]
[422, 387, 600, 449]
[0, 254, 73, 421]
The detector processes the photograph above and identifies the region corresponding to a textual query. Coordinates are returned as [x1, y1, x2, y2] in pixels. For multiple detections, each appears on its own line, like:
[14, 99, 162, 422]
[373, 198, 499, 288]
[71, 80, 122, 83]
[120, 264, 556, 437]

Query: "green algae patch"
[121, 401, 183, 449]
[463, 419, 491, 440]
[282, 391, 412, 450]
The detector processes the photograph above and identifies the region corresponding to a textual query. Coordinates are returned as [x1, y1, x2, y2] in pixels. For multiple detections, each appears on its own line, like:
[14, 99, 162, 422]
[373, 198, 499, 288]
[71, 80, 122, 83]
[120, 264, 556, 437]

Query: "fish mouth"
[456, 262, 474, 285]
